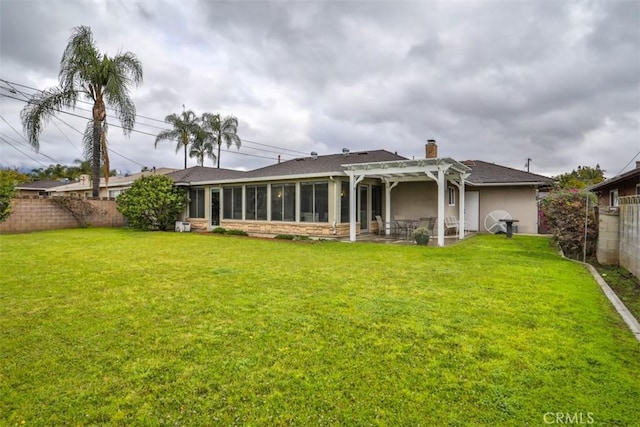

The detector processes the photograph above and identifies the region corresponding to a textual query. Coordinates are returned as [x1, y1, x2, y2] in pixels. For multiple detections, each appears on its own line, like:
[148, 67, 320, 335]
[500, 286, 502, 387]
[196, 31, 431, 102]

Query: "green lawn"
[1, 229, 638, 426]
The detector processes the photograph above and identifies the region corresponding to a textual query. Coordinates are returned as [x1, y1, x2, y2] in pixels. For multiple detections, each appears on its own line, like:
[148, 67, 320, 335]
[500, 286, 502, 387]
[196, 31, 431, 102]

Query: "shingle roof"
[589, 166, 640, 191]
[17, 180, 67, 190]
[166, 166, 247, 184]
[242, 150, 407, 179]
[462, 160, 554, 185]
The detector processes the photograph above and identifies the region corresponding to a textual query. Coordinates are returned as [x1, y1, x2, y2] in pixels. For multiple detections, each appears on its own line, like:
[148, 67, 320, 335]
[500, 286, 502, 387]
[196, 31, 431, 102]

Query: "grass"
[1, 229, 639, 425]
[592, 262, 640, 322]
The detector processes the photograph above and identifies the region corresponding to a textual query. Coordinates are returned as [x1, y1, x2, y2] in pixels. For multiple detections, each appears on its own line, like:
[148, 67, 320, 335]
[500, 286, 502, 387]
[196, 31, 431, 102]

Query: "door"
[465, 191, 479, 231]
[210, 189, 220, 226]
[359, 185, 368, 230]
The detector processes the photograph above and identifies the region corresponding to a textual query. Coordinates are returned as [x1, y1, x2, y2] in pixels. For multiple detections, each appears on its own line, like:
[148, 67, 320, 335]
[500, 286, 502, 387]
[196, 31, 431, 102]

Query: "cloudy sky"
[1, 0, 638, 178]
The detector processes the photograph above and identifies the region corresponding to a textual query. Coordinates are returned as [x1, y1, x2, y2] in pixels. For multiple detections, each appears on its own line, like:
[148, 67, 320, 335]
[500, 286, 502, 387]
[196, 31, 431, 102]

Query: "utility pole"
[525, 158, 532, 173]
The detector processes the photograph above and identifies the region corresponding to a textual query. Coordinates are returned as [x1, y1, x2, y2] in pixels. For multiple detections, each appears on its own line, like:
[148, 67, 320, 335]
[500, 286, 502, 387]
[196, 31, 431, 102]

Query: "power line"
[2, 77, 311, 157]
[614, 151, 640, 176]
[1, 92, 294, 165]
[0, 136, 49, 167]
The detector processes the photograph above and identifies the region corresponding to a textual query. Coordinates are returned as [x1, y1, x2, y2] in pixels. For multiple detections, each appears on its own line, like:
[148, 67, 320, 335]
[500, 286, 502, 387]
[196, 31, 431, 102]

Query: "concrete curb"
[575, 261, 640, 343]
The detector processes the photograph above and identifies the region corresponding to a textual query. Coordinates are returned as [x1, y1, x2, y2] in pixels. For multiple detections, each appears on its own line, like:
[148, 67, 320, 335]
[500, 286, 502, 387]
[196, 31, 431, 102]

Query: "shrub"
[211, 227, 226, 234]
[224, 229, 248, 236]
[0, 178, 17, 224]
[274, 234, 295, 240]
[541, 190, 598, 259]
[116, 175, 187, 231]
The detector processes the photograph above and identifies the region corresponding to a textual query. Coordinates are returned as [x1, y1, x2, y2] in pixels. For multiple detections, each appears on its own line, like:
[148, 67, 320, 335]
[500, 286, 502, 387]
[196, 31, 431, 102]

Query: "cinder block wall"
[0, 197, 124, 234]
[597, 211, 620, 265]
[619, 199, 640, 279]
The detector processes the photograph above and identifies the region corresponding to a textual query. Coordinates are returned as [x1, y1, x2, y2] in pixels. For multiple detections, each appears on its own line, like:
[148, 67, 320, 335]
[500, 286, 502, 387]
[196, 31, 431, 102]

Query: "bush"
[0, 179, 16, 224]
[116, 175, 187, 231]
[274, 234, 295, 240]
[541, 190, 598, 259]
[224, 229, 248, 236]
[211, 227, 226, 234]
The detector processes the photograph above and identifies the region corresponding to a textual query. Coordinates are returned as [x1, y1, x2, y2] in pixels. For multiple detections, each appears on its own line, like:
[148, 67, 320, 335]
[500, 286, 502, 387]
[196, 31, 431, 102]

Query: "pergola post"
[383, 179, 399, 236]
[436, 167, 446, 247]
[349, 172, 365, 242]
[458, 176, 465, 240]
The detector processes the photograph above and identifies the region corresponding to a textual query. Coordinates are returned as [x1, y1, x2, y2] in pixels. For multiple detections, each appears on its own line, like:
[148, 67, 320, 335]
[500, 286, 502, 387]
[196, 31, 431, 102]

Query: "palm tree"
[201, 113, 241, 168]
[21, 26, 143, 197]
[189, 127, 216, 167]
[155, 109, 199, 169]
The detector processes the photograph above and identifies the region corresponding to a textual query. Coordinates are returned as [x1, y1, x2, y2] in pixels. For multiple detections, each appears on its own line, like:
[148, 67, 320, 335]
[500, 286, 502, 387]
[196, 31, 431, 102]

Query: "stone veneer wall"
[619, 196, 640, 279]
[219, 220, 360, 238]
[0, 196, 124, 234]
[597, 210, 619, 265]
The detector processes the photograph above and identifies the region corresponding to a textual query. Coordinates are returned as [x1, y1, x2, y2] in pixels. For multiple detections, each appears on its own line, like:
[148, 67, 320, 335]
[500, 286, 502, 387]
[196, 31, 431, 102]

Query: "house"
[16, 179, 68, 197]
[49, 168, 178, 198]
[589, 161, 640, 208]
[168, 141, 554, 246]
[590, 161, 640, 278]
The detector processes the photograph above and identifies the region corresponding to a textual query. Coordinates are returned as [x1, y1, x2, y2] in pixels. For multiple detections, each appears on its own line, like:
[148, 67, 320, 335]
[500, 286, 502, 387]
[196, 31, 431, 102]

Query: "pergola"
[343, 158, 471, 246]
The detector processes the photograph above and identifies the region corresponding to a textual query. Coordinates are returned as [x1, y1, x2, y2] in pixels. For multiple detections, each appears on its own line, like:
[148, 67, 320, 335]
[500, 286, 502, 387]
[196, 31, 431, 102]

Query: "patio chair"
[375, 215, 386, 236]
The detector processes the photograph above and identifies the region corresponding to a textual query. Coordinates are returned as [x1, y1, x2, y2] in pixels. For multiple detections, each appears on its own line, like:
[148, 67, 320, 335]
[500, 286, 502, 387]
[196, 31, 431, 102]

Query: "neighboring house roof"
[50, 168, 178, 193]
[462, 160, 554, 186]
[17, 180, 67, 191]
[167, 166, 247, 185]
[588, 163, 640, 191]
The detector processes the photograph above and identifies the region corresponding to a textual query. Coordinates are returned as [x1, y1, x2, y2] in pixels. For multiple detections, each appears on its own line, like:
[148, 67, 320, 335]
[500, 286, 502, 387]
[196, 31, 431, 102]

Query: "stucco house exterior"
[168, 142, 553, 246]
[48, 168, 177, 199]
[16, 179, 67, 197]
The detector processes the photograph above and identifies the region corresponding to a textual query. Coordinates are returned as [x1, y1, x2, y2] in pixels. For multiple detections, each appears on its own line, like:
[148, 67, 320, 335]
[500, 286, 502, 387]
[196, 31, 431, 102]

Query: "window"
[108, 188, 125, 199]
[271, 183, 295, 221]
[610, 189, 619, 207]
[300, 182, 328, 222]
[223, 187, 243, 219]
[246, 185, 267, 220]
[448, 187, 456, 206]
[189, 188, 205, 218]
[372, 185, 382, 218]
[340, 181, 350, 223]
[636, 184, 640, 195]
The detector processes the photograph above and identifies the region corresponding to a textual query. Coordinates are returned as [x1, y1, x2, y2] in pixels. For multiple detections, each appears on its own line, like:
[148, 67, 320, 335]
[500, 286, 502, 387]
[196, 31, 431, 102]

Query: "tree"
[201, 113, 241, 168]
[541, 190, 598, 260]
[189, 127, 216, 166]
[155, 109, 199, 169]
[21, 25, 143, 197]
[0, 169, 26, 223]
[116, 175, 186, 231]
[555, 165, 605, 190]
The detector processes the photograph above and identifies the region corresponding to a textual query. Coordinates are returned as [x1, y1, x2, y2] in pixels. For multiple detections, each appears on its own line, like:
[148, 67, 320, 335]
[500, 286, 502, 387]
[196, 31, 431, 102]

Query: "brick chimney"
[426, 140, 438, 158]
[636, 160, 640, 169]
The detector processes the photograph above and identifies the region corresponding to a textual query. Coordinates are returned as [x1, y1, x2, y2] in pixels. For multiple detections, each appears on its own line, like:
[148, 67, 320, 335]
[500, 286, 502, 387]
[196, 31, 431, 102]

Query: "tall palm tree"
[201, 113, 241, 168]
[21, 26, 143, 197]
[189, 127, 216, 167]
[155, 109, 199, 169]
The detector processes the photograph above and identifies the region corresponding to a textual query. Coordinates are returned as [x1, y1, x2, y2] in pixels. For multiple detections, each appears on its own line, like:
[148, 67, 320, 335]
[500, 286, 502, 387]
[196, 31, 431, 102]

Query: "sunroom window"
[271, 183, 295, 221]
[300, 182, 328, 222]
[245, 185, 267, 220]
[189, 188, 205, 218]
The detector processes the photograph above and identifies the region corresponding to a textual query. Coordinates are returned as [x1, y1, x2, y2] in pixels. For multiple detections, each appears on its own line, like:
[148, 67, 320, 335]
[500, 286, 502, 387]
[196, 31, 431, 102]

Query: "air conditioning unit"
[175, 221, 191, 232]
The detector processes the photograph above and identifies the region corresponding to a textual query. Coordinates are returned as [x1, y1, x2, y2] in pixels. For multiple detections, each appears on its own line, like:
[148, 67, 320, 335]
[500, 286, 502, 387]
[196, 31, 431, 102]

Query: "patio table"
[395, 219, 419, 239]
[499, 219, 519, 238]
